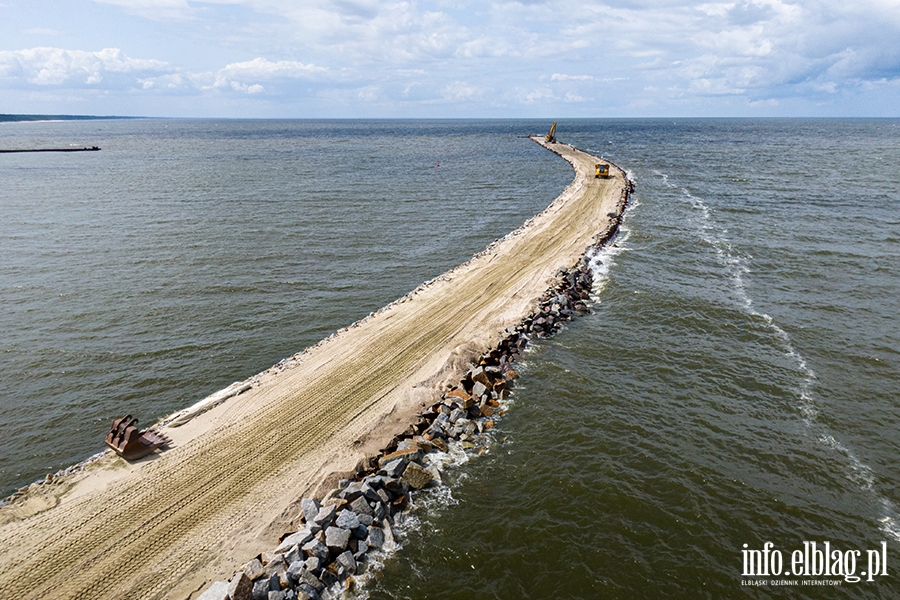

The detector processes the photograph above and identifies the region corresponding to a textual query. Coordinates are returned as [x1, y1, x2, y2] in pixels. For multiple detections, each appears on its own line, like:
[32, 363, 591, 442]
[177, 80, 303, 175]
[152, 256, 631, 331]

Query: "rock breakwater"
[196, 152, 634, 600]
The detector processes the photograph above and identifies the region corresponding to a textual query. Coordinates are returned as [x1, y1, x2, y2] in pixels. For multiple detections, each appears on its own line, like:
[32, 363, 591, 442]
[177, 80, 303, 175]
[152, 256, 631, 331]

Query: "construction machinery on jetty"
[545, 121, 557, 143]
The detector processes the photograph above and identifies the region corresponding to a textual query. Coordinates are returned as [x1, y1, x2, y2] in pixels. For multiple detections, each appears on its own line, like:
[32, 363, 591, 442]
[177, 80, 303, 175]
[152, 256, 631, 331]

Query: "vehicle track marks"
[0, 140, 626, 599]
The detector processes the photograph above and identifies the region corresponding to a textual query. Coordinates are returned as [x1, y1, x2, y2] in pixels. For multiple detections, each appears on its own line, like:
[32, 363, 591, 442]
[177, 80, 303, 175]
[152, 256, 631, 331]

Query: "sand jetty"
[0, 137, 629, 600]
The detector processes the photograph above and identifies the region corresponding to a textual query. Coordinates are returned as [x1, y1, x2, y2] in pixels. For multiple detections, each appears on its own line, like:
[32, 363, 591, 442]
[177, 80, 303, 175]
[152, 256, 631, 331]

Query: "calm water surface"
[2, 119, 898, 598]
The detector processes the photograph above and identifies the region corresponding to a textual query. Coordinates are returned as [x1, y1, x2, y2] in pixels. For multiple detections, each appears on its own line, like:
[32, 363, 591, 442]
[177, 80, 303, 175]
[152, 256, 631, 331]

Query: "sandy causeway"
[0, 138, 627, 599]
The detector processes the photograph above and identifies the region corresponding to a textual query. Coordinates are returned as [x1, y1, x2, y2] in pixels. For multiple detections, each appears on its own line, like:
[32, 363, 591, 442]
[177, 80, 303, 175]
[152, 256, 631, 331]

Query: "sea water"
[2, 119, 898, 597]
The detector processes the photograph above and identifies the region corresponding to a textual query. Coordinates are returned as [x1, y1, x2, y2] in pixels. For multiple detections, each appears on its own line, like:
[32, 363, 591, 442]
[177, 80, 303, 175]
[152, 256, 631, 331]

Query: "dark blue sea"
[1, 118, 898, 598]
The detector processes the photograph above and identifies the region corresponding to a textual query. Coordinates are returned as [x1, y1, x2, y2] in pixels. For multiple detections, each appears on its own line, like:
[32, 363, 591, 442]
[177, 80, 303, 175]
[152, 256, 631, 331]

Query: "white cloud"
[200, 58, 330, 94]
[126, 0, 472, 66]
[220, 57, 327, 80]
[356, 86, 379, 102]
[92, 0, 193, 20]
[7, 0, 900, 115]
[230, 81, 264, 93]
[456, 37, 516, 58]
[0, 47, 331, 99]
[748, 97, 779, 106]
[564, 0, 900, 101]
[516, 86, 556, 104]
[0, 47, 170, 86]
[441, 80, 481, 101]
[313, 84, 383, 106]
[697, 3, 734, 18]
[551, 73, 593, 81]
[89, 0, 900, 103]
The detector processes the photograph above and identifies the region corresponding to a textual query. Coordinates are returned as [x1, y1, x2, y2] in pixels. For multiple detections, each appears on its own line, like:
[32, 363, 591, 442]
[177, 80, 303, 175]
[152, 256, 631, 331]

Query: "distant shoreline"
[0, 114, 137, 123]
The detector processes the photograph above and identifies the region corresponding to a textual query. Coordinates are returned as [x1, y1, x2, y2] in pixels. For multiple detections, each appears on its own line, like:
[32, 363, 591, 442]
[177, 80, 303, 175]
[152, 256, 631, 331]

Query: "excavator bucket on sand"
[105, 414, 169, 460]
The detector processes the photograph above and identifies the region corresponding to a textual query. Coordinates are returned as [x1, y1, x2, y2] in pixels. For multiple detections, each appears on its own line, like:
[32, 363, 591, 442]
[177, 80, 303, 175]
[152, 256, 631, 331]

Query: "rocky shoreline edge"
[195, 148, 634, 600]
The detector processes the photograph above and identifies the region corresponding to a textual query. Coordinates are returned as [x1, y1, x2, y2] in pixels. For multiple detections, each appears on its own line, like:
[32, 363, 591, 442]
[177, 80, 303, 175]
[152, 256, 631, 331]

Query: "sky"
[1, 0, 899, 118]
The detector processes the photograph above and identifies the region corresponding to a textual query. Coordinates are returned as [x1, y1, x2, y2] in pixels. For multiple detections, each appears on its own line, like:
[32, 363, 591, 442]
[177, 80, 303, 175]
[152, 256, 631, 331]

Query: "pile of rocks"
[200, 488, 400, 600]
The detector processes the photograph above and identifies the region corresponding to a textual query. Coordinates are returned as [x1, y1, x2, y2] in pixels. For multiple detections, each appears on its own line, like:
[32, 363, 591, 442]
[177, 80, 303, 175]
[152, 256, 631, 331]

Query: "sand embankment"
[0, 138, 627, 600]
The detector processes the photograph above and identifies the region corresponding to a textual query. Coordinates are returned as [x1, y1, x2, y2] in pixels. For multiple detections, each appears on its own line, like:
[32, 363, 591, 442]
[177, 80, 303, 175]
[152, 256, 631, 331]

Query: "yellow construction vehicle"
[545, 121, 557, 143]
[595, 163, 610, 178]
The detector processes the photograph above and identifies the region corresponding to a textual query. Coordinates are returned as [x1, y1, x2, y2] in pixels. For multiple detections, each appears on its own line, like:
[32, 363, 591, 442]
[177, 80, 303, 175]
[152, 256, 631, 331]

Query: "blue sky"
[1, 0, 898, 117]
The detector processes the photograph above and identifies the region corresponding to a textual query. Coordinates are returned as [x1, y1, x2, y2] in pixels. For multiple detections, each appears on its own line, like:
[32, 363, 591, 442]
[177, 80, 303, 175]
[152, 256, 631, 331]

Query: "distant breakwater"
[194, 144, 634, 600]
[0, 146, 100, 153]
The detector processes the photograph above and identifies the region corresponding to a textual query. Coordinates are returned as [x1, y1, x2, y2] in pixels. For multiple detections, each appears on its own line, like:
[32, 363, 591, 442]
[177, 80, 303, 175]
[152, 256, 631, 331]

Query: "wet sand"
[0, 138, 627, 599]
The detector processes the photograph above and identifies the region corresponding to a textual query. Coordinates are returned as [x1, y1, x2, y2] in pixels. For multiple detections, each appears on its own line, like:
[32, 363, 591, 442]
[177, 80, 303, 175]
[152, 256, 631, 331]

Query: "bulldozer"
[105, 414, 169, 460]
[545, 121, 557, 143]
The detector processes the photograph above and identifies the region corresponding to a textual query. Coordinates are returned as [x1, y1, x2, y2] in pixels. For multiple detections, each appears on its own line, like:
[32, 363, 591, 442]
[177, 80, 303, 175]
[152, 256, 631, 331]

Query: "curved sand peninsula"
[0, 138, 629, 599]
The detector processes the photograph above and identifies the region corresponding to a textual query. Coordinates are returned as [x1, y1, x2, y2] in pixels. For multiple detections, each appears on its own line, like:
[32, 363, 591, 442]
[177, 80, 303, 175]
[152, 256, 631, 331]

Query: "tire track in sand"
[0, 139, 627, 599]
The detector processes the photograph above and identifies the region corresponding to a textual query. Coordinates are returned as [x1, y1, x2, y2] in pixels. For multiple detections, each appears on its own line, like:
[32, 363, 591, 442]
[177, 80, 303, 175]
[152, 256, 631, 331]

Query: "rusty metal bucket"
[105, 414, 169, 460]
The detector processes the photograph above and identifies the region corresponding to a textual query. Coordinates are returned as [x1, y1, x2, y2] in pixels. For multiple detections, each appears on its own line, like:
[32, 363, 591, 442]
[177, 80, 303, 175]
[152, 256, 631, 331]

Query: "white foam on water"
[424, 439, 473, 472]
[658, 173, 900, 543]
[345, 438, 491, 599]
[585, 196, 638, 298]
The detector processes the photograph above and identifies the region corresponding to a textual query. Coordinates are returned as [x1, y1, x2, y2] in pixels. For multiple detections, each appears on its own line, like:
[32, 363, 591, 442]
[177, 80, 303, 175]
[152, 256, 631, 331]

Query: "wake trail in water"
[654, 171, 900, 543]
